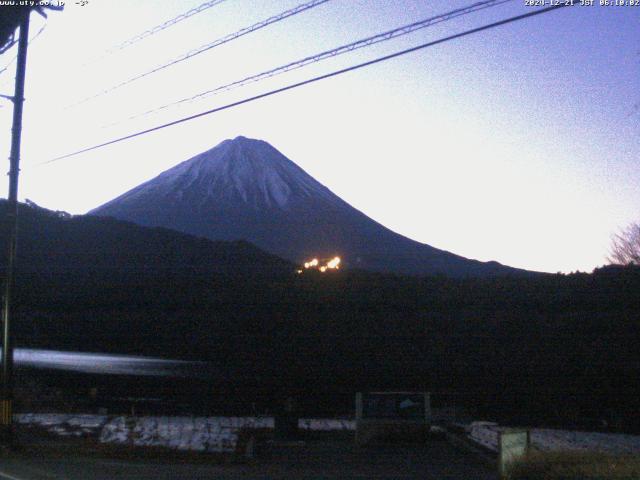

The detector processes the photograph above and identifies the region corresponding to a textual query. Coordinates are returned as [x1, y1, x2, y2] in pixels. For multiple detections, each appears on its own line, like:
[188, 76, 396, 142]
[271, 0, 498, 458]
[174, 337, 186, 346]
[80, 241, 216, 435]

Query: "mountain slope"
[91, 136, 528, 277]
[0, 200, 291, 276]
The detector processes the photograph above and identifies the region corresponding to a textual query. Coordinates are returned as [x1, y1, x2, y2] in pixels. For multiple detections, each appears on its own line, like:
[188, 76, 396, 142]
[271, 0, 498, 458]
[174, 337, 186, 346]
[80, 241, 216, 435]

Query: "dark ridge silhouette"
[0, 199, 292, 276]
[1, 200, 640, 427]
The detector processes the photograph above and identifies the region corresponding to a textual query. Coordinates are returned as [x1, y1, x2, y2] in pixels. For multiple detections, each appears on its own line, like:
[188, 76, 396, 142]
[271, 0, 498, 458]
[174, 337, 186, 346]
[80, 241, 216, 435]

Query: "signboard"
[360, 392, 427, 419]
[355, 392, 431, 445]
[499, 429, 530, 477]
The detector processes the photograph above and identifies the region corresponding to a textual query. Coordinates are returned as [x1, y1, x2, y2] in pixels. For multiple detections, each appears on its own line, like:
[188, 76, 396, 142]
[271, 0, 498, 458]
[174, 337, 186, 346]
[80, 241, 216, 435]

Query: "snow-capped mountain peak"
[134, 136, 337, 210]
[91, 136, 527, 277]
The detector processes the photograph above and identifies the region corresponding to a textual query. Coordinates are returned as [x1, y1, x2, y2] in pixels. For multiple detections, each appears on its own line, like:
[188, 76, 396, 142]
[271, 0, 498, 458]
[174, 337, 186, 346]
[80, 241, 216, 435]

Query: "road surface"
[0, 437, 494, 479]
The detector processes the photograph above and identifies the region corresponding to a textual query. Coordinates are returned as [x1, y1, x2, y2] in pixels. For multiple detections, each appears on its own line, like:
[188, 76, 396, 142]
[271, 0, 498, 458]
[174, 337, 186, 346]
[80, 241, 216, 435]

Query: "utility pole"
[1, 9, 30, 447]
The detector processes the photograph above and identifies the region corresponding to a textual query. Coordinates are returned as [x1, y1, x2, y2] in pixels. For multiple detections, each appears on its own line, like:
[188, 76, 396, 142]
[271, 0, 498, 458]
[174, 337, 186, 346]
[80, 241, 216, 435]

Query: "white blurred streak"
[6, 348, 205, 377]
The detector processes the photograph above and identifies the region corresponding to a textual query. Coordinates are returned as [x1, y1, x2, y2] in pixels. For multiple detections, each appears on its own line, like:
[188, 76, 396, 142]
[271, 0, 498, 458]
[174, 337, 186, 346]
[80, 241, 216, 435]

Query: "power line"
[117, 0, 513, 125]
[109, 0, 228, 53]
[73, 0, 331, 107]
[0, 23, 46, 86]
[80, 0, 228, 68]
[0, 36, 16, 55]
[42, 4, 573, 165]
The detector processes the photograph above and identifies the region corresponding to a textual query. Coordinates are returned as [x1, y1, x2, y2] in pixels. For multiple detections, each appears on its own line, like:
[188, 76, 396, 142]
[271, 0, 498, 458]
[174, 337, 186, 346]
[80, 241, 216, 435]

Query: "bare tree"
[608, 222, 640, 265]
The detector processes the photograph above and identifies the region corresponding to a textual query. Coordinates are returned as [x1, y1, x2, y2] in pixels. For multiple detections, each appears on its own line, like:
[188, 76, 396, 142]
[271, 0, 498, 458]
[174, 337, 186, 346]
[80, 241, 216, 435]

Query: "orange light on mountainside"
[300, 256, 341, 273]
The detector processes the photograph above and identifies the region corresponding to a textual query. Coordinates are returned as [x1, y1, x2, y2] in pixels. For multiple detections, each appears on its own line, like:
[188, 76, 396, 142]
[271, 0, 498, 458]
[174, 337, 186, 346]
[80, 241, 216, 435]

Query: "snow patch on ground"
[18, 414, 638, 455]
[14, 413, 109, 437]
[531, 429, 640, 455]
[468, 421, 500, 451]
[299, 418, 355, 431]
[467, 421, 640, 455]
[100, 416, 247, 452]
[99, 416, 356, 452]
[15, 414, 355, 452]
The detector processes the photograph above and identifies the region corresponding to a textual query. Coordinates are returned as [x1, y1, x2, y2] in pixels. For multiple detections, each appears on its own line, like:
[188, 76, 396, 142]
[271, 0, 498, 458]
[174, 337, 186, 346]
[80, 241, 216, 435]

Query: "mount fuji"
[90, 136, 526, 277]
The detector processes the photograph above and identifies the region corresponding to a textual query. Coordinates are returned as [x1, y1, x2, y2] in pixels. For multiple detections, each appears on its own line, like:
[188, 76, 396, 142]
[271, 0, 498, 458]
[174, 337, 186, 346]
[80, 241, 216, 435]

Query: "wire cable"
[0, 35, 16, 55]
[73, 0, 331, 107]
[0, 23, 47, 90]
[109, 0, 228, 53]
[116, 0, 513, 125]
[80, 0, 229, 67]
[42, 4, 573, 165]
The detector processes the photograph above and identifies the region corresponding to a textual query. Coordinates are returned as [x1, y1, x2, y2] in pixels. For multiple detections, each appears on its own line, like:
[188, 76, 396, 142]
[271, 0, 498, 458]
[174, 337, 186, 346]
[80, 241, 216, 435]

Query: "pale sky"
[0, 0, 638, 274]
